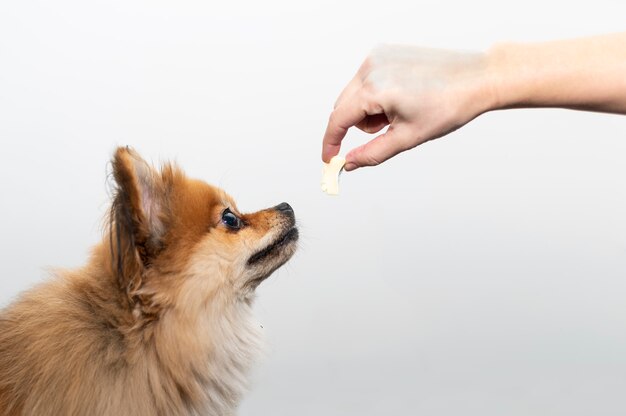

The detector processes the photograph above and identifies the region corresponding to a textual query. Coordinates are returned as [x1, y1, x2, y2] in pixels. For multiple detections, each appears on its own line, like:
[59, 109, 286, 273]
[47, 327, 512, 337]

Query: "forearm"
[486, 32, 626, 113]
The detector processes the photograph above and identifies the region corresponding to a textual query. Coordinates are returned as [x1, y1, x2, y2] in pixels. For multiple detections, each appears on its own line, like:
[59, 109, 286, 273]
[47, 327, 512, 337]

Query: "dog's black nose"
[275, 202, 293, 213]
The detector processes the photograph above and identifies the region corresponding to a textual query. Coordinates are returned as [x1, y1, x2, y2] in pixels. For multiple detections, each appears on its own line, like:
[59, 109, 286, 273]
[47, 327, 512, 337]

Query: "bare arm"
[322, 33, 626, 171]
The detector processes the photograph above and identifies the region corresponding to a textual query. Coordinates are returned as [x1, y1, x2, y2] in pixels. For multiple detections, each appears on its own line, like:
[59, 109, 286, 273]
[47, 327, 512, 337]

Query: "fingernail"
[344, 162, 357, 171]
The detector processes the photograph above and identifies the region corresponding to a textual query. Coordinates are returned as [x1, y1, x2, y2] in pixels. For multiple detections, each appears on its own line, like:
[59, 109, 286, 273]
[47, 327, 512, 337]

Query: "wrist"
[484, 41, 528, 110]
[483, 41, 564, 110]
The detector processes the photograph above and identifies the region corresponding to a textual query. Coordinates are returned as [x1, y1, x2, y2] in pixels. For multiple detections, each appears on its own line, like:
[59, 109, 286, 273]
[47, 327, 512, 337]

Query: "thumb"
[344, 125, 410, 171]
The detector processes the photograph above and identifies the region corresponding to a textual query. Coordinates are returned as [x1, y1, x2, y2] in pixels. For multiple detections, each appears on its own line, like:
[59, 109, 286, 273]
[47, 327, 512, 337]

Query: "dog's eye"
[221, 208, 242, 230]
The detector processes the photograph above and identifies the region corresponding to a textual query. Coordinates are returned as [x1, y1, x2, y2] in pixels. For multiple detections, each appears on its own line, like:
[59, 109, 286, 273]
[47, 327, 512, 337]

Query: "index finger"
[322, 98, 368, 162]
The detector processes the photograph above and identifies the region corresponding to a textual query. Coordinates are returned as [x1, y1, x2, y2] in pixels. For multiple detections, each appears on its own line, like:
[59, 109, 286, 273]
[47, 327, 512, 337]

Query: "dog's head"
[108, 147, 298, 318]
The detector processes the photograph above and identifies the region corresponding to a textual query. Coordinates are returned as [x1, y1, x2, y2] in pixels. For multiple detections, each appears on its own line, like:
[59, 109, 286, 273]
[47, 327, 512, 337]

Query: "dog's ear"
[110, 147, 168, 301]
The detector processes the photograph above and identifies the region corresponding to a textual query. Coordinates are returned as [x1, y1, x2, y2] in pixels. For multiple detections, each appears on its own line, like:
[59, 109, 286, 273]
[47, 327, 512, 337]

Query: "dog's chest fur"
[0, 270, 263, 416]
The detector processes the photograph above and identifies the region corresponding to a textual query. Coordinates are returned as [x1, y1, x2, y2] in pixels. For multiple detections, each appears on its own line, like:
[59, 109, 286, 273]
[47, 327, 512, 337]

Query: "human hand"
[322, 45, 495, 171]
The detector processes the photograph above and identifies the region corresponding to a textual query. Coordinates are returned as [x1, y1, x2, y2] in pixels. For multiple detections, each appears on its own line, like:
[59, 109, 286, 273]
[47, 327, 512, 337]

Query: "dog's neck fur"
[94, 242, 263, 416]
[0, 241, 262, 416]
[148, 290, 262, 416]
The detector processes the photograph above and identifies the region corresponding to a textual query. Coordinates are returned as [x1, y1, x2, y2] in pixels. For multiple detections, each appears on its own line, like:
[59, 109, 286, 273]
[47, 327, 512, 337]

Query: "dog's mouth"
[244, 226, 299, 289]
[247, 226, 299, 266]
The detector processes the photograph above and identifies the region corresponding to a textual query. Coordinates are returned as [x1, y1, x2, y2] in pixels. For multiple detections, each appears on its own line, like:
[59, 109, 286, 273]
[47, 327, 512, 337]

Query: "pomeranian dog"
[0, 147, 298, 415]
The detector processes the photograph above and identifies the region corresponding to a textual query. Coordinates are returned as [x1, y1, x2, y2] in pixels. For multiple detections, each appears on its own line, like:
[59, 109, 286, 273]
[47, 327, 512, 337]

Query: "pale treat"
[321, 156, 346, 195]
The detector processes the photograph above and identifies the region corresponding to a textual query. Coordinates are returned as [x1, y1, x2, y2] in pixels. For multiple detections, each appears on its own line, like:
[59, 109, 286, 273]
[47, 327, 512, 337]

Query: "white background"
[1, 1, 626, 415]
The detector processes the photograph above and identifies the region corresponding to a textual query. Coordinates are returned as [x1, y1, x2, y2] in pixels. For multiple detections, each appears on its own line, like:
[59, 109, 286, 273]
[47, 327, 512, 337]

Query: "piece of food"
[321, 156, 346, 195]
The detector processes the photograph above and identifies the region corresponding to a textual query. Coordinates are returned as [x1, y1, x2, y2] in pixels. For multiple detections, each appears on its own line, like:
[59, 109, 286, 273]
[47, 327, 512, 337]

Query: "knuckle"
[356, 147, 382, 167]
[361, 79, 376, 96]
[398, 131, 420, 151]
[363, 98, 383, 115]
[364, 154, 382, 167]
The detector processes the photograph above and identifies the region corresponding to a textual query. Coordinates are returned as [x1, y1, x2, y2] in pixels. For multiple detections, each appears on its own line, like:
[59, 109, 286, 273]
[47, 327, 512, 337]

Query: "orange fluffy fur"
[0, 147, 298, 415]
